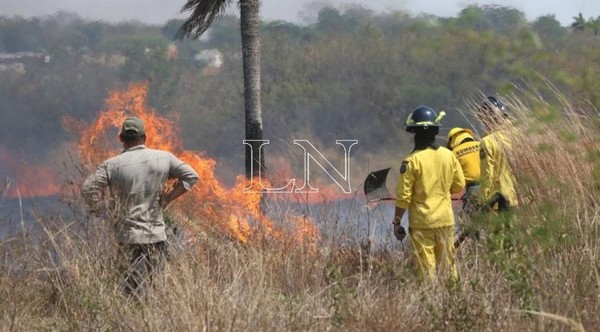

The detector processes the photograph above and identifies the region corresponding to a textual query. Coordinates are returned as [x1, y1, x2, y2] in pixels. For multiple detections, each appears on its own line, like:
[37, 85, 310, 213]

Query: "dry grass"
[1, 86, 599, 331]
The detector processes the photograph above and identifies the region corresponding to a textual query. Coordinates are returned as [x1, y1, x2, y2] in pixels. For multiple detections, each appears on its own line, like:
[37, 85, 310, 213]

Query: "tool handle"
[367, 197, 462, 203]
[366, 197, 396, 203]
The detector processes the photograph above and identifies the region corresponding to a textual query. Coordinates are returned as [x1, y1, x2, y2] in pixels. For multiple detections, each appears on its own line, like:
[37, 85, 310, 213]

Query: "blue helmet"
[481, 96, 508, 117]
[405, 106, 446, 133]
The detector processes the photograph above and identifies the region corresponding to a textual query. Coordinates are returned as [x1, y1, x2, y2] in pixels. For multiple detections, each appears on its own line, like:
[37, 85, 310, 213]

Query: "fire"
[0, 148, 61, 198]
[69, 82, 320, 245]
[264, 154, 360, 204]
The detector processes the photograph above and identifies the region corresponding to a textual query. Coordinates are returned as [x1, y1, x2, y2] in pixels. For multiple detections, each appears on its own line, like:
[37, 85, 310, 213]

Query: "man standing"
[393, 106, 465, 282]
[82, 116, 199, 298]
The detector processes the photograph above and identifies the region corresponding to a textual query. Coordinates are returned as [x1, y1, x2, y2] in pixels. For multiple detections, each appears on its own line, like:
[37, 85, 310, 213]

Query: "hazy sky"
[0, 0, 598, 26]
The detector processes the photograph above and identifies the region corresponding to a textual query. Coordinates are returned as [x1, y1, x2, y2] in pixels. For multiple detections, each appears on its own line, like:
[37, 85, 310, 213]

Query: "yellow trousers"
[409, 226, 457, 282]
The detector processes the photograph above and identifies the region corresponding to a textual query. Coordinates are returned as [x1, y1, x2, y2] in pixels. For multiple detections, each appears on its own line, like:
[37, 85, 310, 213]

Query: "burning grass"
[63, 82, 322, 246]
[1, 82, 600, 330]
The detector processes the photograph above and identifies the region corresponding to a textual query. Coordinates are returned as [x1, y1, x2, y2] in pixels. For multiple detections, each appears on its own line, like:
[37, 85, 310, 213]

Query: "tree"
[531, 15, 566, 38]
[161, 19, 186, 40]
[570, 13, 586, 32]
[176, 0, 264, 181]
[455, 5, 489, 31]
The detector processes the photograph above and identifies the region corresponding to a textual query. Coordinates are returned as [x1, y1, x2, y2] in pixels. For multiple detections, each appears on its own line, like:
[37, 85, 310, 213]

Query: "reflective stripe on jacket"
[451, 140, 480, 184]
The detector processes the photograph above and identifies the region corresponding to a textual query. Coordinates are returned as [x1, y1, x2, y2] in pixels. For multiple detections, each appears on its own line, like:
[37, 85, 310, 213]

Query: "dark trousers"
[121, 241, 167, 300]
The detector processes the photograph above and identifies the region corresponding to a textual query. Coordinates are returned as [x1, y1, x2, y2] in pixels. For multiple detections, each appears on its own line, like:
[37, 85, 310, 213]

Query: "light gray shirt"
[82, 145, 199, 244]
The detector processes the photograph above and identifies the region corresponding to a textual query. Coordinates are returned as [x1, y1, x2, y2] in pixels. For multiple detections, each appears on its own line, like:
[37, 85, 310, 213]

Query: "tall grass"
[1, 86, 599, 331]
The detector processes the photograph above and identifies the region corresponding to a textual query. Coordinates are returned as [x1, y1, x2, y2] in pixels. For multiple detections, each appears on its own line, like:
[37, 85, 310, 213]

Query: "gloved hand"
[394, 224, 407, 241]
[474, 202, 492, 213]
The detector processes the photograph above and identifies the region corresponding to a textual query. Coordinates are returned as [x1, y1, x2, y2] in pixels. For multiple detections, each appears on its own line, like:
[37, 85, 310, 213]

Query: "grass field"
[1, 87, 599, 331]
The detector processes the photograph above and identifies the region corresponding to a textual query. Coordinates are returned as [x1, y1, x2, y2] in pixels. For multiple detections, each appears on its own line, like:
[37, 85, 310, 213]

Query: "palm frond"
[176, 0, 234, 39]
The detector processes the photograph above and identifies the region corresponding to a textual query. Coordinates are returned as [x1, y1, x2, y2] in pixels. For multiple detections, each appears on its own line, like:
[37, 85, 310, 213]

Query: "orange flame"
[0, 148, 61, 198]
[69, 82, 320, 245]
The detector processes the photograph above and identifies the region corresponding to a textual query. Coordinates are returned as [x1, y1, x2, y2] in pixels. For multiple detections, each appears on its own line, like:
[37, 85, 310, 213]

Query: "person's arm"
[161, 154, 199, 208]
[450, 153, 466, 194]
[393, 207, 406, 240]
[479, 139, 495, 202]
[161, 181, 190, 208]
[394, 160, 414, 241]
[81, 162, 109, 214]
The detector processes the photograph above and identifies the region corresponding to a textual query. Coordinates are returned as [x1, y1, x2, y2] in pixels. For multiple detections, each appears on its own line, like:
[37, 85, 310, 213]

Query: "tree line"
[0, 4, 598, 182]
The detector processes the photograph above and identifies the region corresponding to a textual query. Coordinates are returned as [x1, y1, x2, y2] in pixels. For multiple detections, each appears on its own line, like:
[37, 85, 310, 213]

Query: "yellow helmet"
[447, 127, 476, 149]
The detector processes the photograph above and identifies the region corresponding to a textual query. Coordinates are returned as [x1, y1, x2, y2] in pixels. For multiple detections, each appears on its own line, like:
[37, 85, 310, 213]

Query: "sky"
[0, 0, 598, 27]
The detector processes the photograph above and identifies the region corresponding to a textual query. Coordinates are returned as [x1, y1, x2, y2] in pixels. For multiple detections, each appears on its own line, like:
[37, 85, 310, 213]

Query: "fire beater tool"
[363, 168, 395, 203]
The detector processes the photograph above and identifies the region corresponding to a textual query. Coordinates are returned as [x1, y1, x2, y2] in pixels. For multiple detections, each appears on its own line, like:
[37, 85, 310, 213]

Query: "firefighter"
[478, 96, 518, 212]
[476, 96, 519, 253]
[446, 127, 481, 215]
[393, 106, 465, 282]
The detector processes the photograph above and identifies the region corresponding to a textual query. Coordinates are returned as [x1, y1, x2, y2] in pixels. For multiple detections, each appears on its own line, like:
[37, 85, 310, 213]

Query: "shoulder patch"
[400, 161, 408, 174]
[400, 165, 407, 174]
[480, 148, 487, 159]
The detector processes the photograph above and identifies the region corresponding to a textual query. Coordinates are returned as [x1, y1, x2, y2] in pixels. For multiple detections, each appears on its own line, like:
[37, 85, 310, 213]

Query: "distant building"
[81, 53, 127, 67]
[166, 43, 179, 61]
[0, 52, 49, 75]
[0, 52, 46, 62]
[0, 63, 26, 75]
[194, 49, 224, 69]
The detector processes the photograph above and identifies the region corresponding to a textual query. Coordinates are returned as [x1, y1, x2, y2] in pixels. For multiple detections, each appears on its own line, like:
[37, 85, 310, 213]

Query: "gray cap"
[120, 117, 145, 136]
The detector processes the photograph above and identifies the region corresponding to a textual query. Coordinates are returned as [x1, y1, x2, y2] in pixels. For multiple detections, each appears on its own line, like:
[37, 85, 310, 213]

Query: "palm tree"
[177, 0, 264, 180]
[570, 13, 586, 32]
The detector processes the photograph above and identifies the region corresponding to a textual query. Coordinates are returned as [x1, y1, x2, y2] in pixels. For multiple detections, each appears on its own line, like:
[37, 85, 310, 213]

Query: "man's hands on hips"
[160, 192, 173, 208]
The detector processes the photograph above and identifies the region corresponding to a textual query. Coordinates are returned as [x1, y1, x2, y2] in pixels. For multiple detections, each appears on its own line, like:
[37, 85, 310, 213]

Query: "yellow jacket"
[479, 129, 518, 206]
[448, 128, 481, 184]
[396, 146, 465, 229]
[451, 141, 480, 183]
